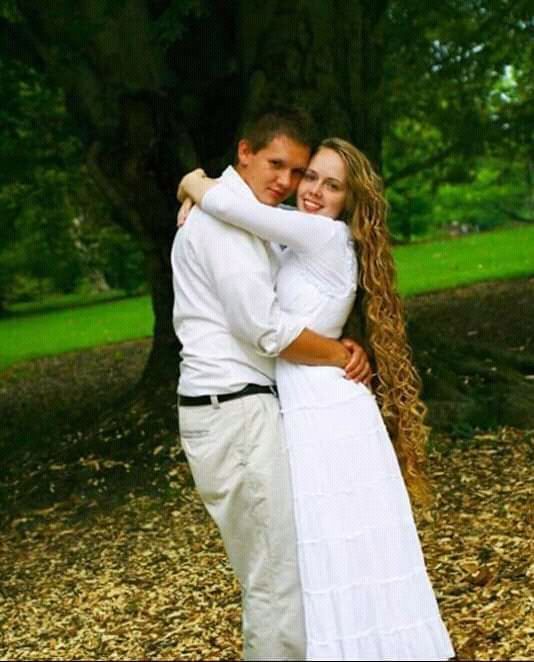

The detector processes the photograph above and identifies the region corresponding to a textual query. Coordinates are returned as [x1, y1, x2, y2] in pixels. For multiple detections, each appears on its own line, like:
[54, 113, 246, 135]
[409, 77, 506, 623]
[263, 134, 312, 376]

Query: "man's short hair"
[241, 105, 317, 153]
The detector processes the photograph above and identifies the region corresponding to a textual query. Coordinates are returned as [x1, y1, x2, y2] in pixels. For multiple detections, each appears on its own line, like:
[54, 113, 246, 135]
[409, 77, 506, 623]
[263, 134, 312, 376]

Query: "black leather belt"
[179, 383, 278, 407]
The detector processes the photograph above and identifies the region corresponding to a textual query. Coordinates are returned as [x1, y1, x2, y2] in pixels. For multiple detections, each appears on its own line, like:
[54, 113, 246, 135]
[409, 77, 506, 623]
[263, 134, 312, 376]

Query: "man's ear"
[237, 139, 253, 168]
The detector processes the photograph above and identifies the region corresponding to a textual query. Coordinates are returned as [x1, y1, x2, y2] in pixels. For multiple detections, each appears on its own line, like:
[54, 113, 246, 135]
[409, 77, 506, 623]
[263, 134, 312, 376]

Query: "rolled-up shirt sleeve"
[216, 268, 306, 356]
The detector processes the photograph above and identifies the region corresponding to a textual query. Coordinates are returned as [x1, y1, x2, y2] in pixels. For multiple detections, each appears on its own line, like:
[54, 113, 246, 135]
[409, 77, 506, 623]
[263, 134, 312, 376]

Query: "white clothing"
[179, 394, 306, 660]
[201, 184, 456, 661]
[171, 166, 305, 396]
[172, 166, 308, 660]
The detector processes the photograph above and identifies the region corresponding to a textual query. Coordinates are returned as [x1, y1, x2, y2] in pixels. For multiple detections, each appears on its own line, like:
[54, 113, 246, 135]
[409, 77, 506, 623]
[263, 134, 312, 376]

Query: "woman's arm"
[178, 169, 337, 253]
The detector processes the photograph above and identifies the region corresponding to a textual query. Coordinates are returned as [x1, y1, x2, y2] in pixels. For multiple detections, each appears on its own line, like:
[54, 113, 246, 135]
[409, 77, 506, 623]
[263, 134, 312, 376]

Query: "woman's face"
[297, 147, 348, 219]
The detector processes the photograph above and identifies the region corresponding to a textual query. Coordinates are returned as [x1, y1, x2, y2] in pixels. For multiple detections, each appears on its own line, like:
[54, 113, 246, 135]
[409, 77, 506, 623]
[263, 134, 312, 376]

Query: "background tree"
[0, 56, 84, 311]
[1, 0, 532, 379]
[2, 0, 387, 381]
[384, 0, 533, 238]
[0, 53, 146, 309]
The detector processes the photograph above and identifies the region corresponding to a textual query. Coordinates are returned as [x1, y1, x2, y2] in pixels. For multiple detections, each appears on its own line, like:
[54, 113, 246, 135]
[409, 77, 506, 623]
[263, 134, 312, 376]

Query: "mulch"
[1, 427, 532, 661]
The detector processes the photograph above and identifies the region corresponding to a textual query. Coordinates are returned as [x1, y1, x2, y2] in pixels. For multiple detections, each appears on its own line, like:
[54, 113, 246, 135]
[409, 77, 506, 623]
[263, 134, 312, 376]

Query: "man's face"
[236, 134, 311, 206]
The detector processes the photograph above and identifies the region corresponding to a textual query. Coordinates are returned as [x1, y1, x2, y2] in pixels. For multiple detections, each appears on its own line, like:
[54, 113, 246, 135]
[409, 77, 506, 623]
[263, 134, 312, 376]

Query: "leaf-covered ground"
[0, 428, 532, 661]
[1, 278, 533, 660]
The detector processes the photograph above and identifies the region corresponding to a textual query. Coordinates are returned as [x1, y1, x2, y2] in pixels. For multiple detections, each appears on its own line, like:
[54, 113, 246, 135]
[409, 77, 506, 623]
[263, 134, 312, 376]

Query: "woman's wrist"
[336, 343, 352, 368]
[195, 177, 216, 204]
[178, 168, 211, 205]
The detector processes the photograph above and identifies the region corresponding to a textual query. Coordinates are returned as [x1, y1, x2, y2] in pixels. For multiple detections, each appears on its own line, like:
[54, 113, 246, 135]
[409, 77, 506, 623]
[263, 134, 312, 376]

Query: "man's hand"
[340, 338, 372, 385]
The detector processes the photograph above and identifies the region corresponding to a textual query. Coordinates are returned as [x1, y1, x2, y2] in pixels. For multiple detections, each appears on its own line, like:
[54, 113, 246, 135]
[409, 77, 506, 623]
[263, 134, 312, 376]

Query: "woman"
[178, 138, 455, 661]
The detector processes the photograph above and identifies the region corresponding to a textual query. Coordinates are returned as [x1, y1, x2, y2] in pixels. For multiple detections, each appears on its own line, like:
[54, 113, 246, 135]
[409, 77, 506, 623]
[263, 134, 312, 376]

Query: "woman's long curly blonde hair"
[320, 137, 432, 507]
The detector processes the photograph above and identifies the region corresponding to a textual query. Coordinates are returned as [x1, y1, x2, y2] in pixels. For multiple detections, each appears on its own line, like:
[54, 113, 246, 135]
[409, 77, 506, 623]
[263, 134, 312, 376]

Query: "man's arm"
[213, 249, 371, 382]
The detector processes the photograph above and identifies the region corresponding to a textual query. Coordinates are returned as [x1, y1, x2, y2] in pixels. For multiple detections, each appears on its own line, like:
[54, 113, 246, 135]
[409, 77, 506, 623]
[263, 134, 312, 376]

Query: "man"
[171, 107, 370, 660]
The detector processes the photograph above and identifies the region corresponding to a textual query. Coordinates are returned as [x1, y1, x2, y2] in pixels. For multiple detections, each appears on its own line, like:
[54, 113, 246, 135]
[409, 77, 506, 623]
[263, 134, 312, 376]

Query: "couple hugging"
[171, 106, 455, 661]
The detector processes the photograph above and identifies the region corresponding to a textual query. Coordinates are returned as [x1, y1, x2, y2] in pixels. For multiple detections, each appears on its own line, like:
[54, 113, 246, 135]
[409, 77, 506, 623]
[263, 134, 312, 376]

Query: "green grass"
[1, 226, 533, 371]
[0, 296, 153, 370]
[395, 225, 534, 297]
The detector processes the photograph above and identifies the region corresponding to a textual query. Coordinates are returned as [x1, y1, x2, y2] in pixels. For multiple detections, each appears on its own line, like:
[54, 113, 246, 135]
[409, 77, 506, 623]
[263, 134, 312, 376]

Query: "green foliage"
[0, 57, 81, 304]
[387, 155, 531, 240]
[384, 0, 533, 237]
[73, 220, 146, 295]
[433, 159, 529, 231]
[151, 0, 210, 47]
[0, 55, 146, 306]
[387, 185, 434, 242]
[0, 0, 532, 330]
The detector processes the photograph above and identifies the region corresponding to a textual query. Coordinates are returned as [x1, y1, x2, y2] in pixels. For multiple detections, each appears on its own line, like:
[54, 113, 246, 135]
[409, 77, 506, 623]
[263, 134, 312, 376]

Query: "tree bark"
[237, 0, 385, 168]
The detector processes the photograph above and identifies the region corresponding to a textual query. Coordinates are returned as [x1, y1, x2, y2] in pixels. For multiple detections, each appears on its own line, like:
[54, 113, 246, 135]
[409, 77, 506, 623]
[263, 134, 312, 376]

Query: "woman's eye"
[327, 182, 340, 191]
[303, 172, 315, 180]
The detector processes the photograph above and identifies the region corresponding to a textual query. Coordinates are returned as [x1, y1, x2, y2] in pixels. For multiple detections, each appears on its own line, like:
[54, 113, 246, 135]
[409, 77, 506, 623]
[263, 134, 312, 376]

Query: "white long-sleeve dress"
[201, 183, 455, 661]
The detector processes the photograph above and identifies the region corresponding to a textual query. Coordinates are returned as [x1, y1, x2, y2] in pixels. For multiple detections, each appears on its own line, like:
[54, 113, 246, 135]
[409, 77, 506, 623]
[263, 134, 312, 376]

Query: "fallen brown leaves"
[1, 463, 242, 661]
[416, 427, 534, 661]
[0, 427, 532, 661]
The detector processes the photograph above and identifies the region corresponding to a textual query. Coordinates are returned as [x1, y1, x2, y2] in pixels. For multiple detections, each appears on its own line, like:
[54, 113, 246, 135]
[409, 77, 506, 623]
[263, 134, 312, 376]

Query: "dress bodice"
[274, 225, 357, 338]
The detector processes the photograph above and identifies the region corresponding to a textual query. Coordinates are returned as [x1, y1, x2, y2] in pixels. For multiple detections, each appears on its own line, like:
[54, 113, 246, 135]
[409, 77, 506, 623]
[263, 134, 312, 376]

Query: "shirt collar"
[219, 165, 257, 201]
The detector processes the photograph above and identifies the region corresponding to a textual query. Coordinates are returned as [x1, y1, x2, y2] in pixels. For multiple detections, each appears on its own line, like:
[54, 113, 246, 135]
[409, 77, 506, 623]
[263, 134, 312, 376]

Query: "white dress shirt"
[171, 166, 306, 396]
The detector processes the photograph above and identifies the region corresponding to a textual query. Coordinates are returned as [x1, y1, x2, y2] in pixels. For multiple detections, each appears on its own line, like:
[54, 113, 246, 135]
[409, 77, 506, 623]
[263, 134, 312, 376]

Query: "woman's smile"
[301, 197, 323, 213]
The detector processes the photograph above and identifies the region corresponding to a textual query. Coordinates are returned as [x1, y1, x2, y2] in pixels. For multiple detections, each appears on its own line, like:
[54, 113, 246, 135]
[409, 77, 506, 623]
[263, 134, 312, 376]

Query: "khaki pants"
[179, 394, 306, 661]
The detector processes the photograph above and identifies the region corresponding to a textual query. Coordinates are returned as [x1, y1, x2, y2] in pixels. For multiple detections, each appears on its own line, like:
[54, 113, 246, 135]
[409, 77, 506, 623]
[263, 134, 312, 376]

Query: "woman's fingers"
[341, 338, 372, 382]
[177, 168, 207, 202]
[345, 358, 370, 381]
[177, 197, 194, 227]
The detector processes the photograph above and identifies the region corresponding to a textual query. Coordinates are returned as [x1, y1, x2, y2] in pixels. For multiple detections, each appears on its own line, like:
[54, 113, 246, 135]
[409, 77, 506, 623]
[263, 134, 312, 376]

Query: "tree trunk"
[141, 238, 180, 383]
[237, 0, 386, 168]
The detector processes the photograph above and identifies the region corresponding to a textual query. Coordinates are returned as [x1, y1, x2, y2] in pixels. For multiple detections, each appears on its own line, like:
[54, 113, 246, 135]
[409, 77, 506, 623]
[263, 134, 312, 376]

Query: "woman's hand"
[177, 197, 194, 227]
[177, 168, 216, 205]
[340, 338, 373, 385]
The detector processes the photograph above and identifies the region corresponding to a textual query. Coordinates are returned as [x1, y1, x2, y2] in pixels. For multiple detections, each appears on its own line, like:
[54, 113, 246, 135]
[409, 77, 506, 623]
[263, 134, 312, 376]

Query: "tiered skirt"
[279, 370, 455, 661]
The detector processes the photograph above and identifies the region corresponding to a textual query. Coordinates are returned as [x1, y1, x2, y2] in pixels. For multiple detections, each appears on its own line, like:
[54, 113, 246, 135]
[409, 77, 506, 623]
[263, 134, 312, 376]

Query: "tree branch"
[495, 205, 534, 224]
[86, 142, 144, 237]
[385, 144, 457, 187]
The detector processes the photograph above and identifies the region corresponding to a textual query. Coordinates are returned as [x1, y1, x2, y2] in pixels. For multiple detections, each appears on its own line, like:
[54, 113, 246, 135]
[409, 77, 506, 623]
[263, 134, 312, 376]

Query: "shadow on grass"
[1, 290, 144, 321]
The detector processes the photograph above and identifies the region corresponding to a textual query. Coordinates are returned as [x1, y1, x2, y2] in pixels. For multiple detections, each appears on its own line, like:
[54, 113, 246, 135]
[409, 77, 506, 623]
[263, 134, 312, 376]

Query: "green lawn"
[1, 225, 533, 371]
[395, 225, 534, 297]
[0, 296, 153, 370]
